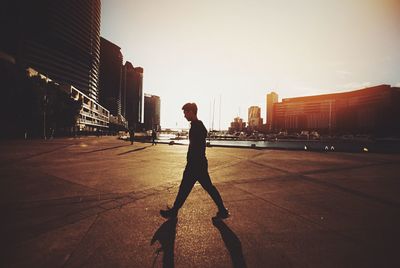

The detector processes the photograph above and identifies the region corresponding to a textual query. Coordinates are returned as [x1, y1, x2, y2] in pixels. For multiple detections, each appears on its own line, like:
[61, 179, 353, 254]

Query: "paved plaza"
[1, 136, 400, 267]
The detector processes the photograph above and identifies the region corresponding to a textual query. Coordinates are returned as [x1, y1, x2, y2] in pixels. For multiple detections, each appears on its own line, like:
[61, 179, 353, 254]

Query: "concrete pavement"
[1, 136, 400, 267]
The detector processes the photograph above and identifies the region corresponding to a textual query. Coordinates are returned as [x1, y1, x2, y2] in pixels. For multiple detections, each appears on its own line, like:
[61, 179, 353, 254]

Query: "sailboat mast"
[212, 98, 215, 131]
[219, 94, 221, 131]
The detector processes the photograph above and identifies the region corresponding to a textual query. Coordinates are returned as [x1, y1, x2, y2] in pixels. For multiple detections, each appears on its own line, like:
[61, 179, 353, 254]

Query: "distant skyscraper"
[248, 106, 263, 130]
[266, 92, 278, 128]
[144, 94, 161, 131]
[99, 37, 123, 117]
[2, 0, 102, 101]
[122, 61, 143, 129]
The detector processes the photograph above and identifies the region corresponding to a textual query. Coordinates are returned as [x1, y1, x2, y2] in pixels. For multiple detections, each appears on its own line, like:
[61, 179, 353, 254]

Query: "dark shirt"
[187, 120, 207, 163]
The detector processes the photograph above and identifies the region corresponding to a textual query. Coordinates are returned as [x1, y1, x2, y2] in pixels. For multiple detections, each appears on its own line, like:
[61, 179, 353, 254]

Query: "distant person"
[152, 129, 157, 145]
[129, 129, 135, 145]
[160, 103, 229, 219]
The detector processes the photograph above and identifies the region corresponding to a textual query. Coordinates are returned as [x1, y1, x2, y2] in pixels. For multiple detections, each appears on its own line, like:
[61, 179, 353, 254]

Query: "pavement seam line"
[231, 184, 365, 245]
[80, 144, 131, 154]
[301, 160, 400, 175]
[6, 180, 181, 212]
[6, 191, 159, 248]
[62, 214, 99, 268]
[208, 150, 269, 173]
[245, 159, 400, 209]
[40, 170, 110, 196]
[0, 143, 76, 166]
[5, 181, 229, 248]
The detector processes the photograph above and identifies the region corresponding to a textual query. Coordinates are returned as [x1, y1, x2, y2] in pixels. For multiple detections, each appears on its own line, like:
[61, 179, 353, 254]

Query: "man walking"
[160, 103, 229, 219]
[152, 129, 157, 145]
[129, 128, 135, 145]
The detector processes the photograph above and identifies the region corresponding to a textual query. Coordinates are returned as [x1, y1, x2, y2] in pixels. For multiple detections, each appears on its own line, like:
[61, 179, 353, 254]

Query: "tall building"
[144, 94, 161, 131]
[122, 62, 143, 129]
[248, 106, 263, 130]
[272, 84, 400, 135]
[0, 2, 20, 61]
[99, 37, 123, 117]
[266, 92, 278, 129]
[2, 0, 102, 101]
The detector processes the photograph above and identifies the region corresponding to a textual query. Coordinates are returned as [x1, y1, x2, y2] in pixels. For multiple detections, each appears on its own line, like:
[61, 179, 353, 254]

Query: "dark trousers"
[173, 161, 226, 211]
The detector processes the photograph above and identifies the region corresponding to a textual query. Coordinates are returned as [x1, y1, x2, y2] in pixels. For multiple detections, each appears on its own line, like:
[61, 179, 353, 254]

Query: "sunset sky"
[101, 0, 400, 130]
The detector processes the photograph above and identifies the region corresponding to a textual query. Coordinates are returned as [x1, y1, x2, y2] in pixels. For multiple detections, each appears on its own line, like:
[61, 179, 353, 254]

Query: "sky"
[100, 0, 400, 130]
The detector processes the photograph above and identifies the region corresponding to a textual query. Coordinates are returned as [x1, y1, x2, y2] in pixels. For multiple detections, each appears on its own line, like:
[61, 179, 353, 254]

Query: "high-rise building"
[266, 92, 278, 129]
[248, 106, 263, 130]
[122, 62, 143, 129]
[99, 37, 123, 117]
[2, 0, 102, 101]
[144, 94, 161, 131]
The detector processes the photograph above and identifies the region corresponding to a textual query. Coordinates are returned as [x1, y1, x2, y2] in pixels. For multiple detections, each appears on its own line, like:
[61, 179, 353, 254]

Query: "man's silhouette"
[152, 129, 157, 145]
[160, 103, 229, 219]
[129, 128, 135, 145]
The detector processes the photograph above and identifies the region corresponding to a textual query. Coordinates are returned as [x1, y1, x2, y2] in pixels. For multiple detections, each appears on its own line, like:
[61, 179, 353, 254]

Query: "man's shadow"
[212, 218, 247, 268]
[151, 218, 178, 268]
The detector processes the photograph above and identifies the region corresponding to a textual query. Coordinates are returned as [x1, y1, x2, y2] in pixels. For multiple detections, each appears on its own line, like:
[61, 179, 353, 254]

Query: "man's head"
[182, 102, 198, 122]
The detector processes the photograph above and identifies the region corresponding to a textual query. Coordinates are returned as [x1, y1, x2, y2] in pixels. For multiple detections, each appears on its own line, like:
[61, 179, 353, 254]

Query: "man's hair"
[182, 102, 198, 115]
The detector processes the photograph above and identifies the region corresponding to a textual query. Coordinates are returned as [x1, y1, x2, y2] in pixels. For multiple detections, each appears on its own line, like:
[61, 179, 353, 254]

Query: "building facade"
[228, 117, 246, 133]
[99, 37, 123, 117]
[266, 92, 278, 129]
[144, 94, 161, 131]
[122, 62, 143, 129]
[62, 84, 109, 132]
[272, 85, 400, 135]
[248, 106, 263, 130]
[3, 0, 102, 102]
[27, 67, 109, 132]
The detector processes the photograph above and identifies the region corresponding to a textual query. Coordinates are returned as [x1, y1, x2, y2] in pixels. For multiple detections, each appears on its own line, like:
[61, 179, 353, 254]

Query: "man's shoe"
[160, 207, 178, 219]
[214, 208, 230, 219]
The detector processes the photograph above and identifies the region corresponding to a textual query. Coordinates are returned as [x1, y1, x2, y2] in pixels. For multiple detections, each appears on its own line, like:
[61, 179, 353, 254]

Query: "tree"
[44, 80, 81, 136]
[0, 64, 82, 138]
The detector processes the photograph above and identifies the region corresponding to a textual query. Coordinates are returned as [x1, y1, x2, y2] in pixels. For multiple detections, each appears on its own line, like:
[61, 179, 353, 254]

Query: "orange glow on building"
[272, 85, 400, 135]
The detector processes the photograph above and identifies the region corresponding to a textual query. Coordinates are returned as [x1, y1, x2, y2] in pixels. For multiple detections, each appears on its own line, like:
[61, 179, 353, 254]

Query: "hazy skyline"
[101, 0, 400, 130]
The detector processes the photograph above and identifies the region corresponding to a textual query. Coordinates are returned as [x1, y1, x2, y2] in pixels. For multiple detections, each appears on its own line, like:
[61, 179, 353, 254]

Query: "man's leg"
[160, 167, 196, 218]
[172, 167, 197, 210]
[197, 170, 228, 214]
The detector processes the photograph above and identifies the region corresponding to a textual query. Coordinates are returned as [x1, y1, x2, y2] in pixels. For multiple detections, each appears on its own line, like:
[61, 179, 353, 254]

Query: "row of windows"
[81, 107, 108, 119]
[24, 41, 99, 98]
[274, 95, 391, 117]
[78, 117, 108, 127]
